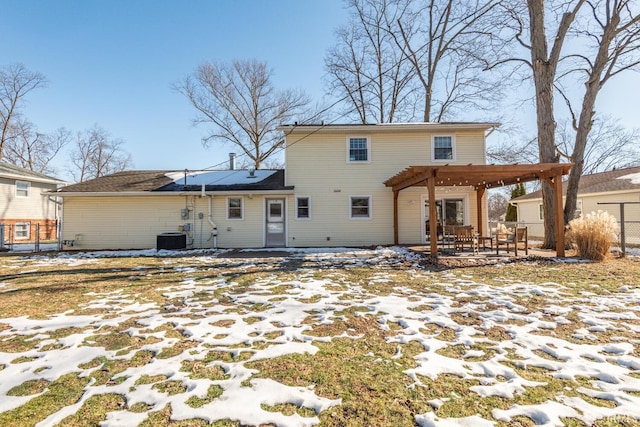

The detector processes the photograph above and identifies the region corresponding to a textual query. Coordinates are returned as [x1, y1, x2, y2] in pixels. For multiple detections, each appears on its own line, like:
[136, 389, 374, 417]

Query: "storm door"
[265, 199, 286, 247]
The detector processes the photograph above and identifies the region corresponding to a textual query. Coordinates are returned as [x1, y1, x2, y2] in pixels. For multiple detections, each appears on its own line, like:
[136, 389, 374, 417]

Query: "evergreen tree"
[505, 183, 526, 222]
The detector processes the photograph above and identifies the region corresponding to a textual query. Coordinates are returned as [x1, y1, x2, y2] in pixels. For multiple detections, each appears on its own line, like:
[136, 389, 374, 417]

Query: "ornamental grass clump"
[567, 210, 619, 261]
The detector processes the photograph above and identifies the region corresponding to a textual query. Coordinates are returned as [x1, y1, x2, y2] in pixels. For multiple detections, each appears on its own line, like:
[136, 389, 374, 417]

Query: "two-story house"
[281, 123, 499, 247]
[56, 123, 511, 251]
[0, 161, 66, 246]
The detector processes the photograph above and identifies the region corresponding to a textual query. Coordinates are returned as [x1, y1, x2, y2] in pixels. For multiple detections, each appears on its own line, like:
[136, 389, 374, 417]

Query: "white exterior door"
[265, 199, 285, 247]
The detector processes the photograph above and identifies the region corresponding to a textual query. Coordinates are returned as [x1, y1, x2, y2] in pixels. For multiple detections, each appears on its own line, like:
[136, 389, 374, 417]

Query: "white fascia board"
[0, 172, 67, 185]
[277, 123, 500, 134]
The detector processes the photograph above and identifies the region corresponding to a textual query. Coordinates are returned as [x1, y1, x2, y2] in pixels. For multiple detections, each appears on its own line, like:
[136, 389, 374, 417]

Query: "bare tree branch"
[176, 59, 310, 169]
[68, 126, 132, 182]
[0, 63, 47, 160]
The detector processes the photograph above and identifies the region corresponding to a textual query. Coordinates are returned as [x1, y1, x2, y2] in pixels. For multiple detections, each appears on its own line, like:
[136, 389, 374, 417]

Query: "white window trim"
[227, 196, 244, 220]
[346, 136, 371, 163]
[295, 196, 311, 220]
[431, 134, 456, 162]
[15, 222, 30, 240]
[349, 195, 372, 220]
[15, 180, 30, 198]
[538, 203, 544, 221]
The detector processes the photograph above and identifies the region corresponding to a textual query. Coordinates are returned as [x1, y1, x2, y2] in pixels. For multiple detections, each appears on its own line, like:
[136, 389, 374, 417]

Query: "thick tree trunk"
[565, 3, 618, 224]
[527, 0, 584, 249]
[529, 1, 559, 249]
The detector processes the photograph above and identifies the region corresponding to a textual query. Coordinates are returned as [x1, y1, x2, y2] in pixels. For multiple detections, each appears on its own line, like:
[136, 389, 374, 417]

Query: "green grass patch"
[0, 373, 88, 427]
[6, 379, 49, 396]
[185, 384, 224, 408]
[57, 393, 126, 426]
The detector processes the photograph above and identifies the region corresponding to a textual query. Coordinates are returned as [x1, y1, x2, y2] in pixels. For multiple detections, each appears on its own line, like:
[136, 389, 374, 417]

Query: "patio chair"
[496, 226, 528, 256]
[453, 225, 478, 254]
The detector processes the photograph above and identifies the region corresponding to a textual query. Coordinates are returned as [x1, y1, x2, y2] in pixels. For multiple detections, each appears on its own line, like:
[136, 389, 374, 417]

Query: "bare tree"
[495, 0, 640, 246]
[557, 0, 640, 223]
[68, 126, 132, 182]
[0, 63, 47, 159]
[556, 117, 640, 175]
[327, 0, 504, 123]
[488, 190, 509, 221]
[4, 120, 70, 174]
[522, 1, 584, 247]
[325, 0, 416, 123]
[391, 0, 504, 122]
[489, 1, 584, 247]
[175, 59, 310, 170]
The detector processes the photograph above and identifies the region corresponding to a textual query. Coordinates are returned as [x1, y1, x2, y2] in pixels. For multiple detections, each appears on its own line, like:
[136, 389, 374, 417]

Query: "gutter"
[277, 122, 501, 134]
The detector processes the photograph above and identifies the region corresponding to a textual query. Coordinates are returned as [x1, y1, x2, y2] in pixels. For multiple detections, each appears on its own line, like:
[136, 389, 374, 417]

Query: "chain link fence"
[0, 221, 60, 253]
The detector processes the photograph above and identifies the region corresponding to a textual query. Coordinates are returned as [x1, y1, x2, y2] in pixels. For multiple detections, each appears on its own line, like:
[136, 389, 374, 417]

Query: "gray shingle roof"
[57, 170, 293, 193]
[513, 166, 640, 201]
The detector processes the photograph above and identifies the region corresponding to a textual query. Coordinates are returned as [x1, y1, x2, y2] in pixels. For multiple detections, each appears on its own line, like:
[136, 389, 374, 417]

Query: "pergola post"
[428, 175, 438, 259]
[553, 174, 565, 257]
[476, 187, 485, 236]
[393, 190, 399, 245]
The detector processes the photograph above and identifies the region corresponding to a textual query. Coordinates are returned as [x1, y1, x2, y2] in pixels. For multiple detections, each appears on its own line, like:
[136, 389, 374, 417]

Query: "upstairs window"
[432, 135, 455, 161]
[16, 181, 30, 197]
[227, 197, 243, 220]
[296, 197, 310, 219]
[347, 137, 370, 162]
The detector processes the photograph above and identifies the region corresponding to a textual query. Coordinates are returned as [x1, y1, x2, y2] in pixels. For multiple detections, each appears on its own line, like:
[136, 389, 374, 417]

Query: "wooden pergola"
[384, 163, 573, 258]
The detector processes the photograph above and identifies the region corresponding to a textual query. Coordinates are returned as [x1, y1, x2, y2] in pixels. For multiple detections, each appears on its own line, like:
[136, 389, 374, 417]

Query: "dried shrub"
[567, 210, 619, 261]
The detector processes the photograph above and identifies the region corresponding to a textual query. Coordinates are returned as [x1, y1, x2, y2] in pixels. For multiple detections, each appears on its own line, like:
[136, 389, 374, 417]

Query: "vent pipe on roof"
[229, 153, 236, 170]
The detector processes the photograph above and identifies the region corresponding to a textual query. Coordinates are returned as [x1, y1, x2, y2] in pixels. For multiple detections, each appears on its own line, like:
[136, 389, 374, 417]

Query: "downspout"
[206, 186, 218, 249]
[48, 195, 63, 251]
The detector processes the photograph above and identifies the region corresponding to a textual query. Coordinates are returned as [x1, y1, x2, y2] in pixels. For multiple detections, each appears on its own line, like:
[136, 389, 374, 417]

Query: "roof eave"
[54, 189, 295, 197]
[277, 122, 500, 134]
[1, 172, 67, 185]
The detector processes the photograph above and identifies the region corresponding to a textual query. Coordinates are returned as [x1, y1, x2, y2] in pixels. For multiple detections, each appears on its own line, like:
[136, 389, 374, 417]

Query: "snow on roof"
[165, 169, 277, 186]
[617, 172, 640, 185]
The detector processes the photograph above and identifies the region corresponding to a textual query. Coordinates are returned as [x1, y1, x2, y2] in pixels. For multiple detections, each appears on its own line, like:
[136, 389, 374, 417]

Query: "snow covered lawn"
[0, 247, 639, 426]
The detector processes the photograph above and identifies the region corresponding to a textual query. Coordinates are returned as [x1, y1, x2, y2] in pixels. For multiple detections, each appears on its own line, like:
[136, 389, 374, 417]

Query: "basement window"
[15, 223, 30, 240]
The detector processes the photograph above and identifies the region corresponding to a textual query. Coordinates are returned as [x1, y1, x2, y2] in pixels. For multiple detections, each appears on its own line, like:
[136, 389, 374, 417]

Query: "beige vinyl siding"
[213, 195, 268, 248]
[516, 190, 640, 240]
[61, 194, 278, 250]
[0, 178, 59, 220]
[285, 129, 486, 246]
[580, 191, 640, 220]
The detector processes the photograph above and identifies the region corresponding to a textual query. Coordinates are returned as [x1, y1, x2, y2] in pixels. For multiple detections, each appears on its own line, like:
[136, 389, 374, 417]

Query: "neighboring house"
[0, 161, 66, 244]
[55, 122, 500, 250]
[512, 166, 640, 242]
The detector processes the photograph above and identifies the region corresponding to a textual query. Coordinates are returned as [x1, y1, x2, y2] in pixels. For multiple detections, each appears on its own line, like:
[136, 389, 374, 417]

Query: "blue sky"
[3, 1, 640, 180]
[3, 0, 349, 176]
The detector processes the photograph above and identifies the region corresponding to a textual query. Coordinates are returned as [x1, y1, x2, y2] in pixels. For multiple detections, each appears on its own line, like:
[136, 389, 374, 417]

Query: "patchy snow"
[0, 246, 639, 426]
